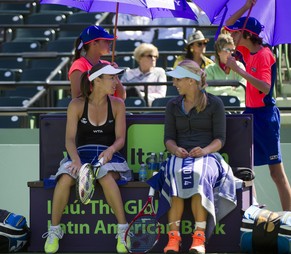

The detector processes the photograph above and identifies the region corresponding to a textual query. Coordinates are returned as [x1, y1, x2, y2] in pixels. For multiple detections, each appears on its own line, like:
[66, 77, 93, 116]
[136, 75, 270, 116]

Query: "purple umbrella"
[40, 0, 197, 61]
[192, 0, 291, 46]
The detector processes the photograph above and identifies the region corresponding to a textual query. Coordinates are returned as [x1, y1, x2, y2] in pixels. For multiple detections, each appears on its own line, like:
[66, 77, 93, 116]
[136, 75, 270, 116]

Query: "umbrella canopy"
[192, 0, 291, 46]
[40, 0, 197, 20]
[40, 0, 197, 62]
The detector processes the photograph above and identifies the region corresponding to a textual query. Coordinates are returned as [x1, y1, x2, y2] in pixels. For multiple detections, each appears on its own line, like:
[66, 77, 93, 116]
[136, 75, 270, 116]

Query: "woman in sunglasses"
[174, 29, 213, 69]
[205, 33, 246, 106]
[120, 43, 167, 105]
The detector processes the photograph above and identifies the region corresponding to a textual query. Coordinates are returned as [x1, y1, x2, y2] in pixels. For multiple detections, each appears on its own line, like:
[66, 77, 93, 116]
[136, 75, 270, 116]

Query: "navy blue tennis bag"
[0, 209, 30, 252]
[240, 205, 291, 254]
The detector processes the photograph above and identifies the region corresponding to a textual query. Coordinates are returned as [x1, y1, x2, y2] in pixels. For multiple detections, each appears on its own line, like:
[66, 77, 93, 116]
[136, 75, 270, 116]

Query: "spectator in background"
[205, 33, 246, 106]
[120, 43, 167, 106]
[174, 29, 214, 69]
[69, 25, 126, 100]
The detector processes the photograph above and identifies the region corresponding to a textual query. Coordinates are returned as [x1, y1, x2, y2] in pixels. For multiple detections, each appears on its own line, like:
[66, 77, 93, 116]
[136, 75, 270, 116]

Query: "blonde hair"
[178, 59, 208, 113]
[133, 43, 159, 63]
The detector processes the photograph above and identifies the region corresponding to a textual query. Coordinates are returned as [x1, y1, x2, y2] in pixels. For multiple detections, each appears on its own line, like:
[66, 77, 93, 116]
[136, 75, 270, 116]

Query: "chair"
[4, 68, 61, 98]
[38, 3, 77, 16]
[166, 86, 178, 96]
[12, 28, 56, 44]
[125, 97, 146, 107]
[0, 41, 41, 53]
[115, 55, 134, 68]
[0, 96, 30, 107]
[0, 2, 36, 14]
[152, 38, 186, 51]
[0, 116, 27, 128]
[29, 58, 63, 69]
[218, 95, 241, 107]
[152, 96, 175, 107]
[156, 54, 176, 69]
[25, 13, 67, 24]
[0, 57, 28, 70]
[0, 13, 24, 24]
[115, 40, 143, 52]
[0, 69, 21, 82]
[55, 97, 71, 107]
[45, 38, 76, 53]
[66, 12, 105, 24]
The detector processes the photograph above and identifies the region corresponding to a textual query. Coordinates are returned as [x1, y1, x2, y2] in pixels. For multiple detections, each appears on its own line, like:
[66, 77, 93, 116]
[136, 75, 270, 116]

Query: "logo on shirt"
[80, 118, 87, 124]
[251, 67, 257, 72]
[93, 129, 103, 133]
[108, 120, 114, 123]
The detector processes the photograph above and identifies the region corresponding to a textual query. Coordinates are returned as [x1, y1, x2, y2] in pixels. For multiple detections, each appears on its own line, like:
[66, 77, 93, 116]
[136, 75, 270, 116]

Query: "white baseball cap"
[166, 66, 201, 81]
[89, 65, 124, 81]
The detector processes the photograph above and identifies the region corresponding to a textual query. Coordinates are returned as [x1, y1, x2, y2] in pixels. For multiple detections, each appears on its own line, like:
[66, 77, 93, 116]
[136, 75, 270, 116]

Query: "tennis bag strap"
[252, 209, 282, 253]
[0, 209, 30, 252]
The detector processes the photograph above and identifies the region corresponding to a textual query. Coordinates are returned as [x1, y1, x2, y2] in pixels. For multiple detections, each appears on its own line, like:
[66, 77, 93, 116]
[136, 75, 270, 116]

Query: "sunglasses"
[142, 54, 158, 59]
[222, 48, 235, 54]
[195, 42, 208, 47]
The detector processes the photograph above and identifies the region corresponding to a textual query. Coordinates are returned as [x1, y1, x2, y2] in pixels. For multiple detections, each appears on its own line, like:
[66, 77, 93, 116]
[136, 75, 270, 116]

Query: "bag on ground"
[240, 205, 291, 254]
[0, 209, 30, 252]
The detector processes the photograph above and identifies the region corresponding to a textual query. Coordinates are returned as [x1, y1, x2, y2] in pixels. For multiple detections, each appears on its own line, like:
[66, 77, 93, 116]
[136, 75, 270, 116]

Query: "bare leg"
[98, 172, 127, 224]
[168, 197, 184, 231]
[191, 194, 207, 231]
[269, 163, 291, 211]
[51, 174, 75, 226]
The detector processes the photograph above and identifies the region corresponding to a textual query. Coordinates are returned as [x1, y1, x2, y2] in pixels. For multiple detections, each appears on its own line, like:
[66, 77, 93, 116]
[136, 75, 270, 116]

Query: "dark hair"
[72, 37, 91, 62]
[242, 31, 263, 45]
[185, 45, 194, 60]
[80, 63, 108, 98]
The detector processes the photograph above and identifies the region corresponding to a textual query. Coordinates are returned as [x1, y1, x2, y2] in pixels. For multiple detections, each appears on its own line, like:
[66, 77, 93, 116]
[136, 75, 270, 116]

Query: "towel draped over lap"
[147, 153, 237, 239]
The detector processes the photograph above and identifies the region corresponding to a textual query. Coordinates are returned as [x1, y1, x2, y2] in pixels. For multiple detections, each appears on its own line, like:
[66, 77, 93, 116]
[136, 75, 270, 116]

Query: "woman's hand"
[174, 147, 189, 158]
[189, 147, 207, 158]
[99, 147, 114, 164]
[66, 160, 82, 177]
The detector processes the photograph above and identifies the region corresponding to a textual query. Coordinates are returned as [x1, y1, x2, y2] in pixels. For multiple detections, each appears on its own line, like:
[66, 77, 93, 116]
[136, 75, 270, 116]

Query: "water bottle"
[139, 163, 147, 182]
[148, 152, 157, 177]
[157, 152, 164, 171]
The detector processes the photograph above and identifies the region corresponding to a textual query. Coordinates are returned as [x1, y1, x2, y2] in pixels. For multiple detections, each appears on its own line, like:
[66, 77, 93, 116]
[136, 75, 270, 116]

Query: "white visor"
[89, 65, 124, 82]
[166, 66, 201, 81]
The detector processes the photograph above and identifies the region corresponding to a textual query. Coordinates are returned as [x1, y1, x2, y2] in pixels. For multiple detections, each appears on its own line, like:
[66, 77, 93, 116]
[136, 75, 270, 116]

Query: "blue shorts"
[244, 106, 282, 166]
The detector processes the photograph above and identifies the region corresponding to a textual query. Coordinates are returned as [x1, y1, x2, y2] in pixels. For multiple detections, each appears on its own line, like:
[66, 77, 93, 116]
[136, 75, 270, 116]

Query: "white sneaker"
[42, 226, 64, 254]
[116, 227, 131, 253]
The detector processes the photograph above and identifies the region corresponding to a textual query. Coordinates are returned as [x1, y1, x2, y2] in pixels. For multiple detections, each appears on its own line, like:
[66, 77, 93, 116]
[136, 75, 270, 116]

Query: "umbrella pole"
[111, 2, 119, 63]
[225, 3, 253, 74]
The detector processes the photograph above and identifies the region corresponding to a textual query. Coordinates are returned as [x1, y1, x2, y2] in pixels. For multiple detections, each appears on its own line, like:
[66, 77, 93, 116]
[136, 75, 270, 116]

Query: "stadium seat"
[0, 13, 24, 24]
[152, 38, 186, 51]
[115, 40, 143, 52]
[0, 57, 28, 70]
[38, 3, 77, 16]
[151, 96, 175, 107]
[0, 69, 21, 82]
[0, 96, 30, 107]
[25, 13, 67, 24]
[125, 97, 146, 107]
[166, 85, 178, 96]
[115, 55, 134, 69]
[12, 28, 56, 44]
[217, 95, 241, 107]
[45, 38, 76, 53]
[55, 97, 71, 107]
[66, 12, 105, 24]
[0, 115, 27, 128]
[0, 2, 36, 15]
[0, 41, 41, 53]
